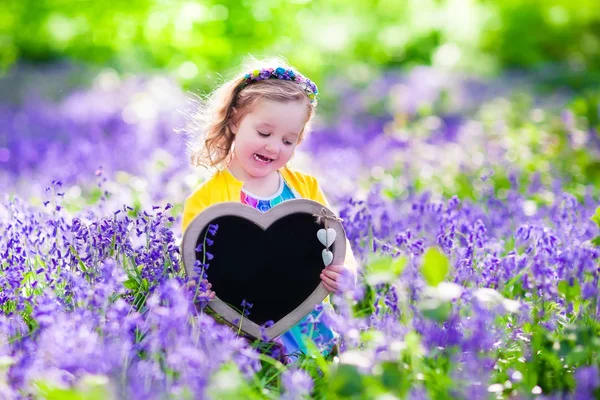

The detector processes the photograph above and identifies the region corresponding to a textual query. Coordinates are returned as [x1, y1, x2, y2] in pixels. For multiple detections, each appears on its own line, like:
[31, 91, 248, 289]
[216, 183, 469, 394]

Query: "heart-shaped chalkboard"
[181, 199, 346, 340]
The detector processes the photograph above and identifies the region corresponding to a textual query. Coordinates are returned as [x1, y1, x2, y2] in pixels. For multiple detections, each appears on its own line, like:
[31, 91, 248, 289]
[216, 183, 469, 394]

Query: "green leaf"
[591, 206, 600, 228]
[421, 247, 449, 287]
[303, 339, 330, 377]
[34, 375, 112, 400]
[34, 384, 82, 400]
[558, 280, 581, 302]
[123, 278, 139, 291]
[392, 256, 408, 276]
[368, 254, 392, 272]
[69, 245, 88, 273]
[207, 362, 255, 399]
[330, 364, 365, 398]
[564, 346, 589, 365]
[379, 361, 407, 394]
[366, 254, 406, 285]
[591, 235, 600, 247]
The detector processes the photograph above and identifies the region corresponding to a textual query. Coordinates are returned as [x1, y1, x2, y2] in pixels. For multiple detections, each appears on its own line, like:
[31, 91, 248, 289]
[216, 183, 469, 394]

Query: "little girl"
[182, 57, 358, 361]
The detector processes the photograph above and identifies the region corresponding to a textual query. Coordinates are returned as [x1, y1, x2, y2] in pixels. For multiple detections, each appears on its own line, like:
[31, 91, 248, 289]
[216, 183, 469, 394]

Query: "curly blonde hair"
[185, 56, 318, 170]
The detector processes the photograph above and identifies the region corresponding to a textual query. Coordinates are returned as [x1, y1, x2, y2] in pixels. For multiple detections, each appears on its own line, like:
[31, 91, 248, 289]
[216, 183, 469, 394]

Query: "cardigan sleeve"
[182, 188, 210, 233]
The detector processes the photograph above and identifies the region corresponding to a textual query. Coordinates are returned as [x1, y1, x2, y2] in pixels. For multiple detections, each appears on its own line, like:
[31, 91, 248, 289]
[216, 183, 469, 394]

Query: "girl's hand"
[186, 279, 216, 301]
[320, 264, 356, 294]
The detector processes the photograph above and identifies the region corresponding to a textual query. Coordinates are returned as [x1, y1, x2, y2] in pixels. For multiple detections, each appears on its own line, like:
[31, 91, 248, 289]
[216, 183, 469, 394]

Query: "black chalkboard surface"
[181, 199, 347, 340]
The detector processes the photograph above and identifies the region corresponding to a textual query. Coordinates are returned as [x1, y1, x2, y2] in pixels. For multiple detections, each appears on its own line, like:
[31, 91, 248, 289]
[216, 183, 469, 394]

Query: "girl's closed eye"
[258, 130, 293, 145]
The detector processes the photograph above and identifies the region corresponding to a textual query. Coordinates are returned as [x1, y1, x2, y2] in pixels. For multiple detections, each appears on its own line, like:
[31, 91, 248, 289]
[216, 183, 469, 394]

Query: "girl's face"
[229, 98, 308, 180]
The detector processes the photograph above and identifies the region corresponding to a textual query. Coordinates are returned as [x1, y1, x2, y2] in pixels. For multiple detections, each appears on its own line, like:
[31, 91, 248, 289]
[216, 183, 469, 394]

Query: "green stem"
[238, 305, 246, 336]
[193, 227, 211, 306]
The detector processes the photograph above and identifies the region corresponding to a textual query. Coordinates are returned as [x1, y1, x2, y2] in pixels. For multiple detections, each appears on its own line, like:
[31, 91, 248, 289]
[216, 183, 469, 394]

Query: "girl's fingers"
[321, 269, 340, 280]
[320, 273, 338, 292]
[322, 281, 337, 293]
[326, 264, 344, 273]
[326, 265, 356, 291]
[321, 269, 341, 283]
[187, 280, 212, 290]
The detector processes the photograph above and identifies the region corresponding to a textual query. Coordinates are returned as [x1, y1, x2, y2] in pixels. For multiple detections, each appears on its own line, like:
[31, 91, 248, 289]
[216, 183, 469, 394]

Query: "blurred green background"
[1, 0, 599, 205]
[1, 0, 599, 90]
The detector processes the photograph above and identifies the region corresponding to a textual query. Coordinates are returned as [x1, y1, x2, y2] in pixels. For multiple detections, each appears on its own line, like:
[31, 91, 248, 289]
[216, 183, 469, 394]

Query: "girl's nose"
[264, 143, 278, 154]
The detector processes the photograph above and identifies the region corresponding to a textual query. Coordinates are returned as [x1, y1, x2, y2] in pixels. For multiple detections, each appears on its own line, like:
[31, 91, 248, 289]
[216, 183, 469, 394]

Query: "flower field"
[1, 60, 599, 400]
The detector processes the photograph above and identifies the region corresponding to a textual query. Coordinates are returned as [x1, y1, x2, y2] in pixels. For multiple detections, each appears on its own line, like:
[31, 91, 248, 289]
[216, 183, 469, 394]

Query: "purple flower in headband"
[259, 68, 273, 79]
[240, 67, 318, 103]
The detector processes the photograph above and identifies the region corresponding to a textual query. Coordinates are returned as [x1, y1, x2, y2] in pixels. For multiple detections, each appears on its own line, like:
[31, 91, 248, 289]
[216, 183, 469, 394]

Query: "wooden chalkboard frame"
[181, 199, 347, 340]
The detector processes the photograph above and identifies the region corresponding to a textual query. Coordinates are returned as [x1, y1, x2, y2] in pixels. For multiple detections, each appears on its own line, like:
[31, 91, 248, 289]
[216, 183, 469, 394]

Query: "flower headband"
[239, 67, 318, 104]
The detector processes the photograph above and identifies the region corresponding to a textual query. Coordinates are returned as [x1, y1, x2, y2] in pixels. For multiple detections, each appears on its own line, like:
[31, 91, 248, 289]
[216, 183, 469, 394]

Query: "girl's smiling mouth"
[253, 153, 274, 164]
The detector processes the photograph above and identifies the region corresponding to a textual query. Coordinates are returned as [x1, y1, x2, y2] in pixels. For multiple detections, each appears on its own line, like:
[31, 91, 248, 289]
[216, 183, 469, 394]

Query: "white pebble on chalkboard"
[322, 249, 333, 267]
[317, 228, 336, 248]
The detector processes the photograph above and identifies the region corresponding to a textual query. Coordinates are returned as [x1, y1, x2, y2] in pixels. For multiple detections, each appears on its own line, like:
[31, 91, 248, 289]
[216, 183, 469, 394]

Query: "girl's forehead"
[247, 99, 308, 131]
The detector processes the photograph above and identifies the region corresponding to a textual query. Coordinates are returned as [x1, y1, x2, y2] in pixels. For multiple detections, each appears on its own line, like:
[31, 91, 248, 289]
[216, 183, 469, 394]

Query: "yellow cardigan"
[182, 166, 358, 273]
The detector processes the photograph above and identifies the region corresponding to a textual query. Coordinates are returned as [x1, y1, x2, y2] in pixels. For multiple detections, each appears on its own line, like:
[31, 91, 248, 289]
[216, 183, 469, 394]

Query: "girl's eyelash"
[258, 131, 293, 145]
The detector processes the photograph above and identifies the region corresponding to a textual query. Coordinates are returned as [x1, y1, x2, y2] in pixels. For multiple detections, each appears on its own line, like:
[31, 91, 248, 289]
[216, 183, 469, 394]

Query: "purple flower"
[574, 365, 600, 398]
[281, 368, 314, 400]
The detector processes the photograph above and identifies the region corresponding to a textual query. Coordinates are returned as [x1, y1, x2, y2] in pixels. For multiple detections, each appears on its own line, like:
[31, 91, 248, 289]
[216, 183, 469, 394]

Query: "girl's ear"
[229, 121, 238, 135]
[229, 108, 239, 134]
